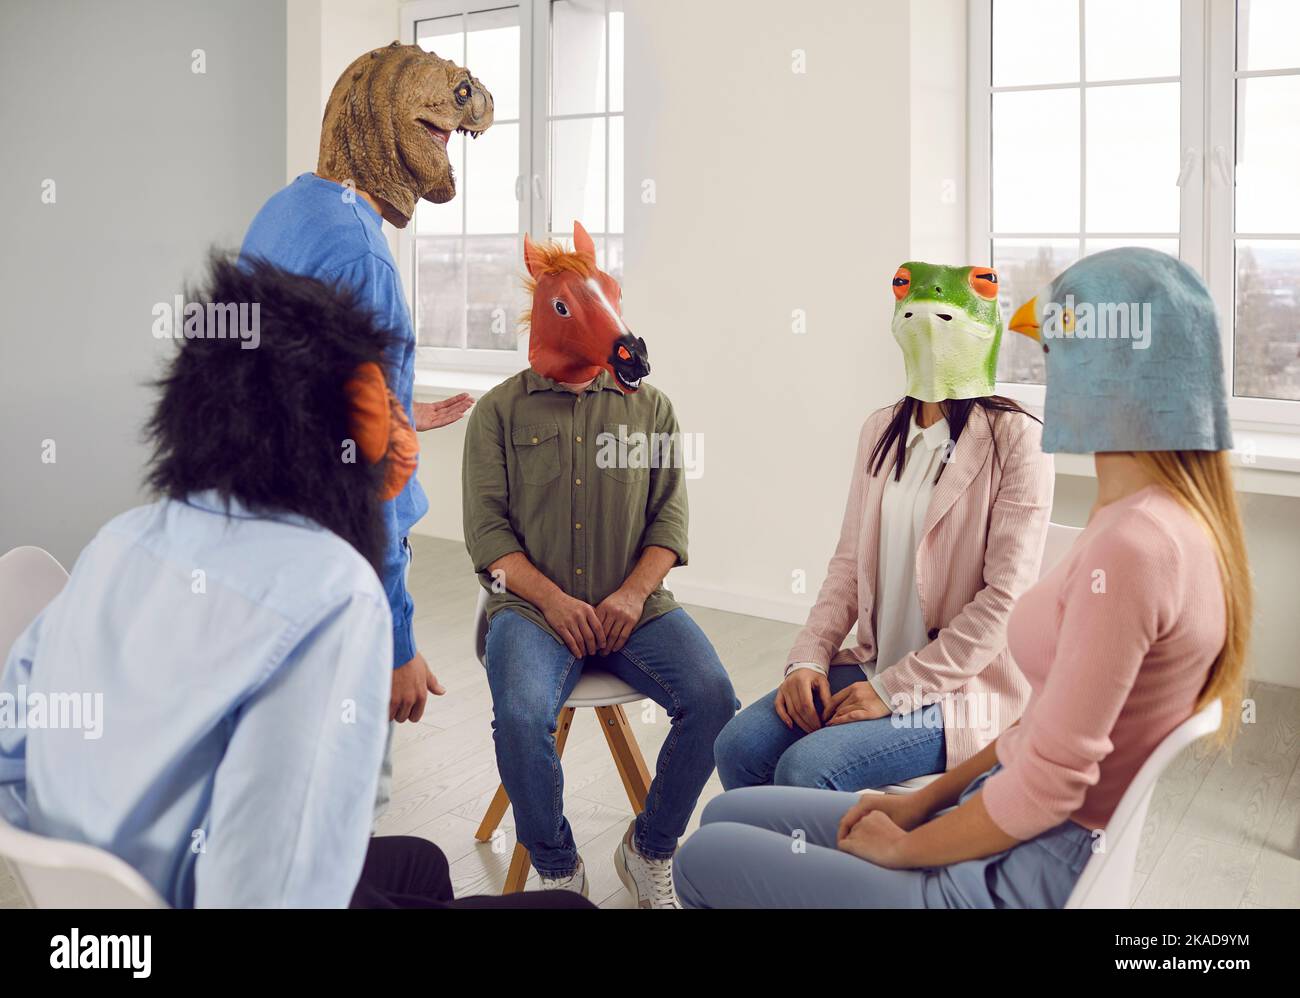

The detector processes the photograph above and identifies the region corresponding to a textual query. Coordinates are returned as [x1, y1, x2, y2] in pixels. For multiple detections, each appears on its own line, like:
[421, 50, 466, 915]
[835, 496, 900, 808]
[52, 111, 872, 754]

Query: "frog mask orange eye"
[969, 268, 999, 299]
[345, 361, 418, 501]
[892, 267, 912, 301]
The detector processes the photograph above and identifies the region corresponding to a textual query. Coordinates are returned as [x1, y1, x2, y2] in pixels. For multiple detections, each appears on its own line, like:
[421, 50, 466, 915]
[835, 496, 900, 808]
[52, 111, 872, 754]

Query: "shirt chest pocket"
[598, 421, 651, 485]
[511, 423, 561, 486]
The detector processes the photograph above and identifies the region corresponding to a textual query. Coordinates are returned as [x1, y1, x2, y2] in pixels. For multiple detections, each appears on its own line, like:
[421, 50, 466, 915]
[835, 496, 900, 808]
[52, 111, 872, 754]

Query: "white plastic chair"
[471, 587, 652, 893]
[0, 545, 168, 909]
[1065, 698, 1222, 908]
[0, 816, 167, 909]
[0, 546, 69, 665]
[881, 521, 1084, 796]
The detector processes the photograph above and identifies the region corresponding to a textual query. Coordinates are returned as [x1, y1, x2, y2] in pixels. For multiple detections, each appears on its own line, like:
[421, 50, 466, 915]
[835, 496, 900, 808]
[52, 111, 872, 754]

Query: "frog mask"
[891, 262, 1003, 403]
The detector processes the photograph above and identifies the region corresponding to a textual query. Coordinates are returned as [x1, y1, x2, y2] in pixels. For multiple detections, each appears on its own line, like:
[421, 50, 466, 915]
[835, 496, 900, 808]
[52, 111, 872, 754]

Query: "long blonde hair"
[1131, 450, 1252, 741]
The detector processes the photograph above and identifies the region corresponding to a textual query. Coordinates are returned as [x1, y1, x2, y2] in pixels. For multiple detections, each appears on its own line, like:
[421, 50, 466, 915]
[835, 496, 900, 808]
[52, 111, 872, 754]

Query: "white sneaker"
[538, 857, 588, 898]
[614, 821, 680, 909]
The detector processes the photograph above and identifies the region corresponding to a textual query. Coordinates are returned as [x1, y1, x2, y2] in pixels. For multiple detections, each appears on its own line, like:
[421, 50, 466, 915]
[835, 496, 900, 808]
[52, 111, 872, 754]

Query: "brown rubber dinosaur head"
[318, 41, 493, 229]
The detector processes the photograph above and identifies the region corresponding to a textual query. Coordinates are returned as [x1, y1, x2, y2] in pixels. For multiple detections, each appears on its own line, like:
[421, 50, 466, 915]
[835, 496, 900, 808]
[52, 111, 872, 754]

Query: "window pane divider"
[991, 232, 1180, 240]
[1235, 66, 1300, 80]
[989, 75, 1181, 94]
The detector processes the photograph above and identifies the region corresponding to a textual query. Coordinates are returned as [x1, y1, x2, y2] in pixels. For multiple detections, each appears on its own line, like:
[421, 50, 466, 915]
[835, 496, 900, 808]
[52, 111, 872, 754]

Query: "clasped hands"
[834, 791, 931, 869]
[539, 585, 648, 659]
[774, 669, 931, 867]
[774, 669, 891, 734]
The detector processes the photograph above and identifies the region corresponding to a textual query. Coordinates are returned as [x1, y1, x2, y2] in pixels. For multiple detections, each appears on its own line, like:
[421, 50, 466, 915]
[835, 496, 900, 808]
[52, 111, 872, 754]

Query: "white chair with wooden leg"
[879, 521, 1085, 796]
[471, 588, 653, 894]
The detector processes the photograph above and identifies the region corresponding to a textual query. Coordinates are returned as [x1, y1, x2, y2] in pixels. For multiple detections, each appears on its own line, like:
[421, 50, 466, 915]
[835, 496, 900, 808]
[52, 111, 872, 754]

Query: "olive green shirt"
[462, 368, 688, 643]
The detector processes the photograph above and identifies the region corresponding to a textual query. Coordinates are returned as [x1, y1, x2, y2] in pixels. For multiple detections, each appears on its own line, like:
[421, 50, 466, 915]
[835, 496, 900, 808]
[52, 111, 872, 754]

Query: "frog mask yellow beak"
[1008, 297, 1040, 342]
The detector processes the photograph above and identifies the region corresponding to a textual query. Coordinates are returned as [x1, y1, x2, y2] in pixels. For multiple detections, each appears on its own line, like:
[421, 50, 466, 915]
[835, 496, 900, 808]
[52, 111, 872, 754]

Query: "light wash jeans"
[485, 607, 737, 877]
[674, 766, 1095, 908]
[714, 664, 946, 791]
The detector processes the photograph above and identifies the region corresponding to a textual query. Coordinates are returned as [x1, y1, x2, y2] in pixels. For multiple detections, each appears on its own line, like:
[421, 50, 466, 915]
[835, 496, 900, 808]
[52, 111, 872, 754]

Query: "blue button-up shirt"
[0, 493, 391, 907]
[239, 173, 429, 667]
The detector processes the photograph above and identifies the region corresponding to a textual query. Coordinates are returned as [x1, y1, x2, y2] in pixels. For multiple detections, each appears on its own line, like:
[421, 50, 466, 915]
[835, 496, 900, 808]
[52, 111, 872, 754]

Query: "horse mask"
[523, 221, 650, 392]
[318, 41, 494, 229]
[891, 261, 1004, 403]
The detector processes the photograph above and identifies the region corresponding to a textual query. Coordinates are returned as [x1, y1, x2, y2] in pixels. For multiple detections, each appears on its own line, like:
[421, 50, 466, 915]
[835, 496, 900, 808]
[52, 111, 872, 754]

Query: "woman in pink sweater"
[675, 249, 1251, 908]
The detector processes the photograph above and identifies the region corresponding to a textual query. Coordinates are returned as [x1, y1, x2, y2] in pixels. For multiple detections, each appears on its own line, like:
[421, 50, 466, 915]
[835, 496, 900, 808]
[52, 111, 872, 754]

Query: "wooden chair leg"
[474, 784, 511, 842]
[595, 703, 652, 812]
[491, 706, 578, 894]
[503, 842, 531, 894]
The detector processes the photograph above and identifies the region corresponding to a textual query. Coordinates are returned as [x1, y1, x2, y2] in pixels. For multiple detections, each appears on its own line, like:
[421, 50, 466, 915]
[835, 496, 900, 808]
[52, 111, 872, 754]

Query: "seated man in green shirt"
[462, 223, 736, 908]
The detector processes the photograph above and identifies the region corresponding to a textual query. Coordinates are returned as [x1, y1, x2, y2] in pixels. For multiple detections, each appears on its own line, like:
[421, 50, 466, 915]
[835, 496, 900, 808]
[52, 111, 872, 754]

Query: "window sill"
[1052, 428, 1300, 499]
[413, 367, 517, 401]
[994, 382, 1300, 497]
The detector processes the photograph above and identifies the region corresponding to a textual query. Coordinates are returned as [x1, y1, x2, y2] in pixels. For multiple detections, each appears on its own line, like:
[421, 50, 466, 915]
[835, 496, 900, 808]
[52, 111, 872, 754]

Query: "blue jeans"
[714, 664, 946, 791]
[674, 767, 1095, 908]
[485, 607, 737, 877]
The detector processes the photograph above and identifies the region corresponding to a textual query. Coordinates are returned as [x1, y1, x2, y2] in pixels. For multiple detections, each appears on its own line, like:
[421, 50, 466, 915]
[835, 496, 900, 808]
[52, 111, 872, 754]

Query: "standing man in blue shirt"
[240, 43, 493, 732]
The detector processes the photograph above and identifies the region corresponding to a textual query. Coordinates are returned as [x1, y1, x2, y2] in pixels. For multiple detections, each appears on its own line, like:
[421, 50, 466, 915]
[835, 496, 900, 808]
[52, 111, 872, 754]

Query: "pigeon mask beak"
[1009, 297, 1041, 342]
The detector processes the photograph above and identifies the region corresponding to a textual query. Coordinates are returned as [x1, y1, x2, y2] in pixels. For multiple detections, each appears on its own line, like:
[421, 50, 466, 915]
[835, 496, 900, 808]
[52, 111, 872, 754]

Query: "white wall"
[613, 0, 916, 619]
[286, 0, 404, 261]
[0, 0, 286, 567]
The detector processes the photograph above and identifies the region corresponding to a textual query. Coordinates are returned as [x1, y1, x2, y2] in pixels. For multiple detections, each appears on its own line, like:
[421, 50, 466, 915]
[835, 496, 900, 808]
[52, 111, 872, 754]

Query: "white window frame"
[968, 0, 1300, 431]
[400, 0, 533, 376]
[400, 0, 622, 380]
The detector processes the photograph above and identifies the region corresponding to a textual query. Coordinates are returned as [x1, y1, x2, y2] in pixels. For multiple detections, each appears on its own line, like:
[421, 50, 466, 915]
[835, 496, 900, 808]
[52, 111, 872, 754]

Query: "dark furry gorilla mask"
[146, 254, 417, 572]
[317, 41, 494, 228]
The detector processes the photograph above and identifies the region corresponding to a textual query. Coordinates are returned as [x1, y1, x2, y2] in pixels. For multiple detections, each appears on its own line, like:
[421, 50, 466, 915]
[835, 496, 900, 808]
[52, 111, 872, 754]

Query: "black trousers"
[349, 836, 596, 909]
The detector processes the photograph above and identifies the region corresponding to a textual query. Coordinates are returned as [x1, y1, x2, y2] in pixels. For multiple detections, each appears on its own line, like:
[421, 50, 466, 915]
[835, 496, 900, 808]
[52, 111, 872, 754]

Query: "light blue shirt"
[0, 492, 391, 908]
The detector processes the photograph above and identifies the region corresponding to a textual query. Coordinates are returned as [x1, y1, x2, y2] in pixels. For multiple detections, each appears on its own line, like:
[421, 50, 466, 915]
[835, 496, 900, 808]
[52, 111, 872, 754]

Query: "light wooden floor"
[4, 533, 1298, 908]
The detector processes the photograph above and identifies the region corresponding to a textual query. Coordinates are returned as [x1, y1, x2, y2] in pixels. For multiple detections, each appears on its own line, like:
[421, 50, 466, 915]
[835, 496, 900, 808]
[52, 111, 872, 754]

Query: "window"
[401, 0, 624, 375]
[970, 0, 1300, 424]
[546, 0, 624, 283]
[1222, 0, 1300, 409]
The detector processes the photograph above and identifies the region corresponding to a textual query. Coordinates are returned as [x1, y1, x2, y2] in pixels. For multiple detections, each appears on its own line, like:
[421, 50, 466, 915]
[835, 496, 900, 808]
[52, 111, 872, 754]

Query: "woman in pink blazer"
[713, 394, 1053, 792]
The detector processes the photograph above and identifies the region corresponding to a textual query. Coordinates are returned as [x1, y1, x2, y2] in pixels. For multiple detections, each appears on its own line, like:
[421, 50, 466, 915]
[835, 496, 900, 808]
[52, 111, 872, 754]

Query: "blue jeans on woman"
[714, 664, 946, 791]
[674, 766, 1095, 908]
[485, 607, 737, 878]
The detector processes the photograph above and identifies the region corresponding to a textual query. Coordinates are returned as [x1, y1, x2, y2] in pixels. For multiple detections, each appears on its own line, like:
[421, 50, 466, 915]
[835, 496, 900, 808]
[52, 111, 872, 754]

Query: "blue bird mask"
[1007, 248, 1233, 455]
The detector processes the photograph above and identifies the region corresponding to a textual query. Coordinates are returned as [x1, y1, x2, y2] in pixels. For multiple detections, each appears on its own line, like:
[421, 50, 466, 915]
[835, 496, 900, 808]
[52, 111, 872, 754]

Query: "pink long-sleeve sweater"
[982, 485, 1226, 841]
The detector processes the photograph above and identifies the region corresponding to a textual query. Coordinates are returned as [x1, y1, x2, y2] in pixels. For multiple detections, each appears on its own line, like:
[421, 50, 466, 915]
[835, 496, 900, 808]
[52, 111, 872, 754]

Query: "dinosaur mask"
[345, 362, 419, 500]
[891, 261, 1004, 403]
[318, 41, 493, 229]
[1008, 247, 1232, 454]
[523, 221, 650, 393]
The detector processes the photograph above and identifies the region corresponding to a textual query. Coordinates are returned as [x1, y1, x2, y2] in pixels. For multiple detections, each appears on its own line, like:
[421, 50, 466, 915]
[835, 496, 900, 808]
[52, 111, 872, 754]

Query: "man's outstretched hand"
[390, 652, 446, 722]
[413, 393, 473, 431]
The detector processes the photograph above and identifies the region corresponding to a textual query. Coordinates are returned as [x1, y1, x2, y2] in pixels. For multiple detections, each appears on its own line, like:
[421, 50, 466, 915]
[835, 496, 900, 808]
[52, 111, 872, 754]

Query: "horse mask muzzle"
[609, 333, 650, 392]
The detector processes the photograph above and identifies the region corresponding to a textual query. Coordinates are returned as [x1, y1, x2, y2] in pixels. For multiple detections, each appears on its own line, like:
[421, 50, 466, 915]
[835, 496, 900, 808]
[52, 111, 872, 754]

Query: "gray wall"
[0, 0, 286, 567]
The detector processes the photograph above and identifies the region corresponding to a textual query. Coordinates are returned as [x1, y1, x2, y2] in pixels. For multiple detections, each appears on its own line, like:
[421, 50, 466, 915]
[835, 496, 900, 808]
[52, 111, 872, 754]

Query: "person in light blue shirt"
[1, 492, 393, 907]
[0, 257, 589, 908]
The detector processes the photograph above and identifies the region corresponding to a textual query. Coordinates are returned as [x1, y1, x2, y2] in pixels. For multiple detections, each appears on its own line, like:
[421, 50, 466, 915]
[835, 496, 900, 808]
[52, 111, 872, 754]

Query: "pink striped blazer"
[787, 404, 1054, 769]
